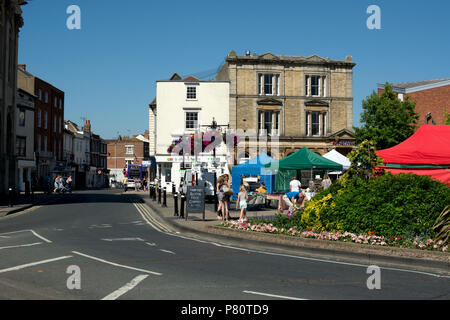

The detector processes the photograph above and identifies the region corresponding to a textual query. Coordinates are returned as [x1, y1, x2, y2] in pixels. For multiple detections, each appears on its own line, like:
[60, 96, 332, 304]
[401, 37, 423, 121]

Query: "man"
[289, 176, 301, 192]
[123, 176, 128, 192]
[256, 182, 267, 193]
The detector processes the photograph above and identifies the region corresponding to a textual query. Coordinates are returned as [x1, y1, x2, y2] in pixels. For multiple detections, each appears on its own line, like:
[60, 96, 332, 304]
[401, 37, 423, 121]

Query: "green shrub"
[301, 173, 450, 238]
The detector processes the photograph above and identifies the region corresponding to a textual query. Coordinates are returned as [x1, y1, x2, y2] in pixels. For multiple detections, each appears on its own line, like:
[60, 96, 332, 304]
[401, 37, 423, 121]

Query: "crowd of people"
[53, 175, 72, 194]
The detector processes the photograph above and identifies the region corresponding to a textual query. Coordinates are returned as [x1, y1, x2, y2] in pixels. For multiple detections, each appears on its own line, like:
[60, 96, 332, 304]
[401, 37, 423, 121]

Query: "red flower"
[397, 236, 401, 240]
[390, 237, 394, 241]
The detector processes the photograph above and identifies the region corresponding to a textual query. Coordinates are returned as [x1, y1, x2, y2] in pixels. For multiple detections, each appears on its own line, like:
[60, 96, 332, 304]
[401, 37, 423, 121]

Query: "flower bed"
[222, 221, 448, 252]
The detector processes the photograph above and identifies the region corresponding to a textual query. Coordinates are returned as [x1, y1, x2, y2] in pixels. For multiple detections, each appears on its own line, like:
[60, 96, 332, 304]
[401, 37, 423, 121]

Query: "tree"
[445, 110, 450, 125]
[354, 83, 419, 150]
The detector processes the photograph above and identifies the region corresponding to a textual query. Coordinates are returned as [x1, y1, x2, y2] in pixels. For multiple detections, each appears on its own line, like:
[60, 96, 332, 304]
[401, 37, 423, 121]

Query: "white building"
[65, 120, 91, 188]
[150, 74, 230, 192]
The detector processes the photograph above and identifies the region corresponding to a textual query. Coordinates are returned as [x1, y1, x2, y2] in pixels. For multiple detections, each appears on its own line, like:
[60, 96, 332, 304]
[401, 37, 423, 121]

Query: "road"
[0, 190, 449, 301]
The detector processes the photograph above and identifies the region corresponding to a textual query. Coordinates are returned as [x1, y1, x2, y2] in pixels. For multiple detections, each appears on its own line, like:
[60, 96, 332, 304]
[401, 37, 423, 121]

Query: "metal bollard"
[8, 187, 13, 207]
[172, 183, 175, 194]
[162, 187, 167, 207]
[149, 184, 152, 199]
[153, 185, 157, 201]
[173, 193, 179, 216]
[180, 193, 185, 219]
[158, 186, 161, 204]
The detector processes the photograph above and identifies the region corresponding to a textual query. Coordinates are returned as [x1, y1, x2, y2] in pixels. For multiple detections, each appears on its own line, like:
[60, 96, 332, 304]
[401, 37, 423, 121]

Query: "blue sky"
[18, 0, 450, 139]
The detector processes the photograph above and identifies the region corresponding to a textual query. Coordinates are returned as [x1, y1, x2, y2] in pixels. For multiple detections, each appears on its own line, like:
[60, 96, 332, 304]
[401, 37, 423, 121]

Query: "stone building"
[216, 50, 356, 159]
[0, 0, 24, 197]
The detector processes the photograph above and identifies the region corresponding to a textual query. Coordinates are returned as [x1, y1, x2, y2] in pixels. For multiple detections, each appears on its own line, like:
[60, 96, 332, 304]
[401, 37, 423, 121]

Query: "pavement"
[0, 192, 58, 218]
[128, 190, 450, 276]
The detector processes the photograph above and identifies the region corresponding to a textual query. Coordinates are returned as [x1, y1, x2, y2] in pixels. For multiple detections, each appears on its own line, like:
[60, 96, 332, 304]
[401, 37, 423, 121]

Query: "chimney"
[18, 64, 26, 70]
[83, 120, 91, 133]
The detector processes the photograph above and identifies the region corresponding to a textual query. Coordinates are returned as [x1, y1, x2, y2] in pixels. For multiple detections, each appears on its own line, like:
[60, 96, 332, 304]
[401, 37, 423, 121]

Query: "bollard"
[153, 185, 157, 201]
[173, 193, 179, 216]
[158, 186, 161, 204]
[172, 183, 175, 194]
[180, 193, 185, 219]
[8, 187, 13, 208]
[162, 187, 167, 207]
[149, 184, 152, 199]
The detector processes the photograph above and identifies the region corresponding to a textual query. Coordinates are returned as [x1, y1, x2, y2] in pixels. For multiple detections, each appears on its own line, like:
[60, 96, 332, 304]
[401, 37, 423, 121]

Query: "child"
[237, 185, 248, 222]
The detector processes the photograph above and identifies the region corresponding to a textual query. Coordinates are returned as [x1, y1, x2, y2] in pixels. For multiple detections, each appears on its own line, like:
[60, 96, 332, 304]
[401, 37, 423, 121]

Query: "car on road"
[125, 178, 136, 191]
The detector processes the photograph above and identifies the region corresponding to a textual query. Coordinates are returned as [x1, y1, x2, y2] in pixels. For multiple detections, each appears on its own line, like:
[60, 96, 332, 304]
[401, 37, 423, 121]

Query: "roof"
[225, 50, 356, 68]
[376, 125, 450, 165]
[265, 147, 343, 171]
[378, 78, 450, 93]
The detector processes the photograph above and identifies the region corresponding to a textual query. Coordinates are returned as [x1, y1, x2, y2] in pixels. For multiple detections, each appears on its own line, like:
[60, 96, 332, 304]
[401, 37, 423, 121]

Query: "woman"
[222, 174, 232, 221]
[237, 185, 248, 222]
[216, 175, 225, 221]
[321, 174, 332, 190]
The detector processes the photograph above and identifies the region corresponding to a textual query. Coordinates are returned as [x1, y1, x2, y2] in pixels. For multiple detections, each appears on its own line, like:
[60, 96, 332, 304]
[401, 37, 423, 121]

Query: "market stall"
[322, 149, 351, 175]
[231, 153, 275, 195]
[376, 125, 450, 184]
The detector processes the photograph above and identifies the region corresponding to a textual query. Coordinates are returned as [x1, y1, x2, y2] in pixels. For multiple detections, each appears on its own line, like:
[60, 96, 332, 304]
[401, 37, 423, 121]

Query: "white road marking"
[0, 230, 52, 243]
[0, 256, 73, 274]
[145, 242, 156, 246]
[0, 242, 43, 250]
[71, 251, 162, 276]
[101, 238, 145, 242]
[159, 249, 175, 255]
[0, 236, 11, 239]
[89, 224, 112, 229]
[101, 274, 149, 300]
[243, 290, 307, 300]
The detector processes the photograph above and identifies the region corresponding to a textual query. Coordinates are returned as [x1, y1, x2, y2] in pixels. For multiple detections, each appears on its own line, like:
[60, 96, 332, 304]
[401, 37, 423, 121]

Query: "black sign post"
[186, 186, 205, 221]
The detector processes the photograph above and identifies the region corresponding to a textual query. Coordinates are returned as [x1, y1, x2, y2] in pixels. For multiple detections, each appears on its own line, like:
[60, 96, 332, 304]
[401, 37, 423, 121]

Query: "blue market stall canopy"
[232, 153, 275, 195]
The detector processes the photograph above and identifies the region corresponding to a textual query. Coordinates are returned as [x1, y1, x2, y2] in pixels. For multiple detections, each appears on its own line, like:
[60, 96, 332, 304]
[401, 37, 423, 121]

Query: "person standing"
[123, 176, 128, 192]
[321, 174, 332, 190]
[289, 176, 301, 192]
[66, 175, 73, 192]
[237, 185, 248, 222]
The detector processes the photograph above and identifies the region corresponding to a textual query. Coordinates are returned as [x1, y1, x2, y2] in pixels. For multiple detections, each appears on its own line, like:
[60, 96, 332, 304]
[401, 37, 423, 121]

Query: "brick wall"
[378, 85, 450, 125]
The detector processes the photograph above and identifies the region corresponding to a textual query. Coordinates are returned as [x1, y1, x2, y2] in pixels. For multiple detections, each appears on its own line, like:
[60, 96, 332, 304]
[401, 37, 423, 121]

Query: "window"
[37, 134, 41, 152]
[19, 109, 25, 127]
[311, 112, 320, 136]
[258, 74, 279, 96]
[311, 76, 320, 96]
[186, 86, 197, 100]
[45, 92, 48, 103]
[44, 136, 47, 152]
[185, 112, 198, 129]
[38, 89, 42, 101]
[258, 110, 279, 136]
[59, 98, 62, 109]
[44, 111, 48, 129]
[125, 145, 134, 155]
[16, 136, 26, 157]
[59, 117, 62, 133]
[54, 115, 57, 132]
[306, 75, 326, 97]
[54, 97, 57, 108]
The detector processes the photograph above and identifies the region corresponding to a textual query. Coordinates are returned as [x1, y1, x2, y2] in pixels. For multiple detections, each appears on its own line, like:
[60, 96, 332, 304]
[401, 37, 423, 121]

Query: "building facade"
[106, 134, 150, 184]
[378, 79, 450, 126]
[82, 120, 107, 188]
[216, 50, 356, 158]
[16, 66, 35, 193]
[0, 0, 24, 197]
[33, 76, 64, 186]
[65, 120, 91, 189]
[150, 73, 230, 191]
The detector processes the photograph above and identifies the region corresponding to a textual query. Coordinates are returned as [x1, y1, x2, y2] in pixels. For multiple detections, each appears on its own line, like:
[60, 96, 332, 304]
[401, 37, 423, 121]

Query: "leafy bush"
[301, 173, 450, 238]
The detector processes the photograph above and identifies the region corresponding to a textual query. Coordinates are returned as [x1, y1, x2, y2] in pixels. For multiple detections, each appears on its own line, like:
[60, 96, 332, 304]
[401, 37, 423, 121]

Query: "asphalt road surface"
[0, 190, 449, 301]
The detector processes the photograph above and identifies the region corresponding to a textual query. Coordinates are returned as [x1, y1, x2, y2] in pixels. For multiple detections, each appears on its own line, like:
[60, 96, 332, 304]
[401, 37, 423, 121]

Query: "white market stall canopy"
[322, 149, 351, 174]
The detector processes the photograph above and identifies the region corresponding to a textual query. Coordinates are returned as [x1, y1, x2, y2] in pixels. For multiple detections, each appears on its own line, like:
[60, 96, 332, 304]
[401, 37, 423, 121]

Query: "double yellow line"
[132, 200, 173, 234]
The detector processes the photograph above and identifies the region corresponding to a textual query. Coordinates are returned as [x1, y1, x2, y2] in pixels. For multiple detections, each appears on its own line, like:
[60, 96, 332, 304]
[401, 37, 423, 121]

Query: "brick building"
[106, 134, 149, 183]
[33, 76, 65, 184]
[378, 79, 450, 126]
[216, 50, 356, 159]
[82, 120, 108, 188]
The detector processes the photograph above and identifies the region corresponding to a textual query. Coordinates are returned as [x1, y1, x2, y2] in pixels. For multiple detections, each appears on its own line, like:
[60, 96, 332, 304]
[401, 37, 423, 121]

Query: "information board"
[186, 186, 205, 220]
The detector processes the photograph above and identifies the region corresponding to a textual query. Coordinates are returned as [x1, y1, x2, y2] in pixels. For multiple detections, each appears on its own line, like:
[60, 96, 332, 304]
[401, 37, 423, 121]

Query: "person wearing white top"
[289, 176, 301, 192]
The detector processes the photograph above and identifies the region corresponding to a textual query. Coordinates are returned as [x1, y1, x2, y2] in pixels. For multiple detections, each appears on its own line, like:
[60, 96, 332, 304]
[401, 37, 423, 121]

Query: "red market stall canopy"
[376, 125, 450, 165]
